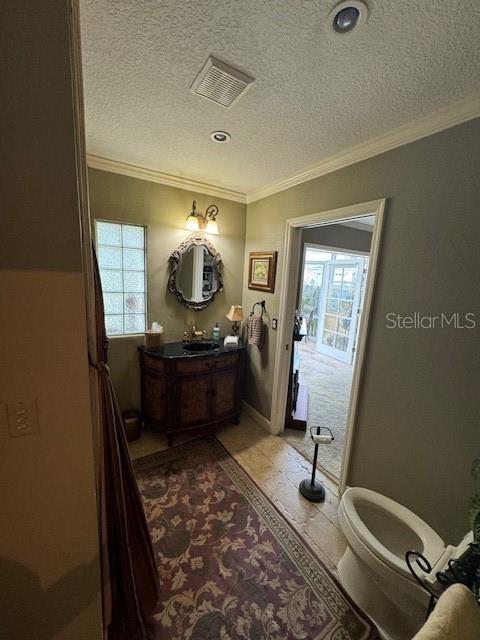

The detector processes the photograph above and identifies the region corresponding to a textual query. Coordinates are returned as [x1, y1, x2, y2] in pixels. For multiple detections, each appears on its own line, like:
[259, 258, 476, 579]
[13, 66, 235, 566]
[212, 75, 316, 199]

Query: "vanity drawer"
[215, 353, 240, 370]
[175, 352, 239, 375]
[142, 353, 166, 373]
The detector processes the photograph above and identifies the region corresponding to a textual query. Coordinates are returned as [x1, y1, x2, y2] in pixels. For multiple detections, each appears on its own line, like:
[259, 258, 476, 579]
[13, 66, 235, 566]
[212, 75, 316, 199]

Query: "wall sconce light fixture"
[185, 200, 219, 235]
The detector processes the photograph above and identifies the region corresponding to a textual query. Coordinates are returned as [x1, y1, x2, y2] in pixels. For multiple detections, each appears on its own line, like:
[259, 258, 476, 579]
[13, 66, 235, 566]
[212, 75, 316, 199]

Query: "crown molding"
[246, 95, 480, 203]
[86, 154, 247, 204]
[87, 96, 480, 207]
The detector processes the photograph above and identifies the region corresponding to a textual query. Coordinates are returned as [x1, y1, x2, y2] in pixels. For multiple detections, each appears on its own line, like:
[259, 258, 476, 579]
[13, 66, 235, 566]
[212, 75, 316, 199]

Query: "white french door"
[316, 259, 365, 364]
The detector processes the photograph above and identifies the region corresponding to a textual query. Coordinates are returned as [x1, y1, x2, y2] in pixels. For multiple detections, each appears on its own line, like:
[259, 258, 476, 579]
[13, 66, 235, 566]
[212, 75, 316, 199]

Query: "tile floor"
[129, 413, 347, 573]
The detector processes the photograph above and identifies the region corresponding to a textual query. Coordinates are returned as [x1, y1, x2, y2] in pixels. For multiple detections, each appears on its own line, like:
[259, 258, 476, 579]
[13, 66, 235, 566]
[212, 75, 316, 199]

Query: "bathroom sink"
[183, 341, 220, 353]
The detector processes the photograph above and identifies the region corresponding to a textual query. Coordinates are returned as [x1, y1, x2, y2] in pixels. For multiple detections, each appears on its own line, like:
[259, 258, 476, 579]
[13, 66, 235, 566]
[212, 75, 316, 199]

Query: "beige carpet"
[283, 340, 353, 480]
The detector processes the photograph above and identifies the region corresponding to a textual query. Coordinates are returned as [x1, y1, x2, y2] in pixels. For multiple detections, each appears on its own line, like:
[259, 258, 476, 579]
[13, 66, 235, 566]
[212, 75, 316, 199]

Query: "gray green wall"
[243, 118, 480, 542]
[301, 223, 373, 255]
[88, 168, 246, 410]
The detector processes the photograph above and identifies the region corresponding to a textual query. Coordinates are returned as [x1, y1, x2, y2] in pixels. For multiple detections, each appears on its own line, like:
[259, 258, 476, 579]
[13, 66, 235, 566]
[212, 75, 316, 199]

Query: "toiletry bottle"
[212, 322, 220, 341]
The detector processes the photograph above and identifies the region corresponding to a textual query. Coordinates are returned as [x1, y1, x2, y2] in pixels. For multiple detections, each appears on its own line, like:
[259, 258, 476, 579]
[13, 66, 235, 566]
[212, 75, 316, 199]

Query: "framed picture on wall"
[248, 251, 278, 293]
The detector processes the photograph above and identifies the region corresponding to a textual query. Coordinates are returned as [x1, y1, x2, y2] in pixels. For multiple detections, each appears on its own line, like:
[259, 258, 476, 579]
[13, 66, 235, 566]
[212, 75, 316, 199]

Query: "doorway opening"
[271, 200, 385, 491]
[284, 219, 373, 481]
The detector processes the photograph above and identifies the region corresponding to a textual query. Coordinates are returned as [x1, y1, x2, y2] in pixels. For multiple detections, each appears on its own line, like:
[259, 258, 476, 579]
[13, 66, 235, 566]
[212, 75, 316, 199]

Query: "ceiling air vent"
[190, 56, 254, 109]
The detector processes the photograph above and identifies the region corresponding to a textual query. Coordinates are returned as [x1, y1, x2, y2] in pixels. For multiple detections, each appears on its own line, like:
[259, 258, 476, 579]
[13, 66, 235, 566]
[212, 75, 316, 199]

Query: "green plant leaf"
[472, 457, 480, 483]
[470, 494, 480, 542]
[468, 457, 480, 542]
[474, 514, 480, 543]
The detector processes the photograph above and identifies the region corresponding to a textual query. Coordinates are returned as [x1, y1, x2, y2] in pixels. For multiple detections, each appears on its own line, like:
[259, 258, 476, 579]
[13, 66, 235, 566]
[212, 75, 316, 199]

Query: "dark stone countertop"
[139, 337, 244, 359]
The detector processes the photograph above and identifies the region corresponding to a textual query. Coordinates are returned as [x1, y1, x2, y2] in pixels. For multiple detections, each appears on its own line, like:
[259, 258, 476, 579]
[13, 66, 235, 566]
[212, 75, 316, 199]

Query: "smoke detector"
[191, 56, 254, 109]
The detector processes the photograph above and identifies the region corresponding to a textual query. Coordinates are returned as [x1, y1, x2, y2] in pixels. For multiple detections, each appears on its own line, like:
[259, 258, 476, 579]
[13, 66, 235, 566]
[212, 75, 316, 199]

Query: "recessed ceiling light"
[329, 1, 368, 35]
[210, 131, 231, 143]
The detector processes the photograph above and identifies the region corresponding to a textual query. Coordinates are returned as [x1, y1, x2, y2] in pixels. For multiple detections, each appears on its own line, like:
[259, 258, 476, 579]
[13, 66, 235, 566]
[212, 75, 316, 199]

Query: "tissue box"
[145, 331, 164, 349]
[224, 335, 239, 349]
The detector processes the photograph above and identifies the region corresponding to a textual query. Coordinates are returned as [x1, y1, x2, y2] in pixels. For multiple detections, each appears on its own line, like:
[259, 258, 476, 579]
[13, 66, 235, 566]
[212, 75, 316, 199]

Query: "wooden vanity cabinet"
[211, 367, 238, 420]
[176, 373, 211, 428]
[139, 345, 244, 445]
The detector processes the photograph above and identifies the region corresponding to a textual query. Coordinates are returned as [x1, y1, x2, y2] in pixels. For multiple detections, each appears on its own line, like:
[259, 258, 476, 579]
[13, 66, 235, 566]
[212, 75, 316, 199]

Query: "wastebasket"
[122, 409, 142, 442]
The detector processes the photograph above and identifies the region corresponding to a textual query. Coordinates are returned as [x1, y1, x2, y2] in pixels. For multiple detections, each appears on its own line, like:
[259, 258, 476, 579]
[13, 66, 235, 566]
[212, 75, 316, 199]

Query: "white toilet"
[337, 487, 470, 640]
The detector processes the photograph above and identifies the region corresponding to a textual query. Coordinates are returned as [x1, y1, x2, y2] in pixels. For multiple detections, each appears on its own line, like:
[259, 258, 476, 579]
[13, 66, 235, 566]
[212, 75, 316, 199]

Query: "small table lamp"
[226, 305, 244, 335]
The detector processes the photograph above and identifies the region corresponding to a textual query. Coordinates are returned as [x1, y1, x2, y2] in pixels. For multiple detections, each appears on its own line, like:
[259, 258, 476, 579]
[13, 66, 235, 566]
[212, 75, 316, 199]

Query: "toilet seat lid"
[341, 487, 445, 579]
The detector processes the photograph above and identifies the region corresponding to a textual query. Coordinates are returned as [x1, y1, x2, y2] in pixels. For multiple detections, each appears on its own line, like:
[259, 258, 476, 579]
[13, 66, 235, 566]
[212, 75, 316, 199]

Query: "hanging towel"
[248, 313, 265, 350]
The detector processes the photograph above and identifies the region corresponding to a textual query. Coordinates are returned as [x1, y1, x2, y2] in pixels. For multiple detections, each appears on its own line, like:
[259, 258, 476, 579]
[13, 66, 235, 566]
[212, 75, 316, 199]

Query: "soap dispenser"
[212, 323, 220, 341]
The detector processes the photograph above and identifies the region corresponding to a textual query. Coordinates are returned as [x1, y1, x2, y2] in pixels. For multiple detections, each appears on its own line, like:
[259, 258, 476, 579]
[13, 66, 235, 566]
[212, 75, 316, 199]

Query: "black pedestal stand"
[299, 426, 334, 502]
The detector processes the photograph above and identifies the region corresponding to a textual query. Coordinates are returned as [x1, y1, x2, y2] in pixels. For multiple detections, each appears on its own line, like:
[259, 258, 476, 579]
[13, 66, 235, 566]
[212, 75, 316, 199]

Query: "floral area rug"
[134, 438, 377, 640]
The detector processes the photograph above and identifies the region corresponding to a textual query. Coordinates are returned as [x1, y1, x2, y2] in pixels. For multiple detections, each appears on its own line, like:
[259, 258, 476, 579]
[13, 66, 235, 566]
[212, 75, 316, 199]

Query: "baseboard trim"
[242, 400, 272, 433]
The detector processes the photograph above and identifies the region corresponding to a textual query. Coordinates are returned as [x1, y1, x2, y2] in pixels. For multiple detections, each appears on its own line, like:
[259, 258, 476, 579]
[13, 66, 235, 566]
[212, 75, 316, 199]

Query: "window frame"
[94, 219, 148, 337]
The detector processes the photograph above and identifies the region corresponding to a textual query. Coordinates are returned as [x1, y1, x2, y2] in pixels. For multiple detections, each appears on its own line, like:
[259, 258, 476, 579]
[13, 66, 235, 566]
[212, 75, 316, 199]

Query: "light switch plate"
[272, 318, 278, 330]
[7, 398, 39, 438]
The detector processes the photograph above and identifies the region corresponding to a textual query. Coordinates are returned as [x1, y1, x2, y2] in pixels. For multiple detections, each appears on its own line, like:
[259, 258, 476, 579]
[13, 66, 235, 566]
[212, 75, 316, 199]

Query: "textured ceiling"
[80, 0, 480, 194]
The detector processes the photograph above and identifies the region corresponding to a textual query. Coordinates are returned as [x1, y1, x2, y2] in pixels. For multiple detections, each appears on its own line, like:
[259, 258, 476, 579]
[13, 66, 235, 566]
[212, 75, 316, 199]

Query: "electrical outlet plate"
[272, 318, 278, 330]
[7, 398, 39, 438]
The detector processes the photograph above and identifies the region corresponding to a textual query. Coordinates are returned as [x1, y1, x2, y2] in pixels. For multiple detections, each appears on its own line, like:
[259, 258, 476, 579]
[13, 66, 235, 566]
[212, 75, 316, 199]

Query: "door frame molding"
[68, 0, 103, 472]
[271, 198, 386, 493]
